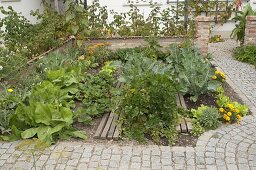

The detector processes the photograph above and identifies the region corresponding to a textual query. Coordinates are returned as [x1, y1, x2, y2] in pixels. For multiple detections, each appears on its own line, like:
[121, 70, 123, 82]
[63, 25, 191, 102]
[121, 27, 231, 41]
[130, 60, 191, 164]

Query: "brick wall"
[195, 16, 214, 56]
[245, 16, 256, 45]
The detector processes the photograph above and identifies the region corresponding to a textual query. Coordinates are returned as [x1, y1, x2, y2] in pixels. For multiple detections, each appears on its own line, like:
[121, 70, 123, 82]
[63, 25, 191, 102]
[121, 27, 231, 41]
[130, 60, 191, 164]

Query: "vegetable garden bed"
[0, 38, 250, 147]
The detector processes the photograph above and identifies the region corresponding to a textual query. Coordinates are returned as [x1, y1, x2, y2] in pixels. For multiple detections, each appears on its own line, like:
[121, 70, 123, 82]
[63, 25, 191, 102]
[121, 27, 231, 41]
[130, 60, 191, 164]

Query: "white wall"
[0, 0, 44, 23]
[87, 0, 178, 22]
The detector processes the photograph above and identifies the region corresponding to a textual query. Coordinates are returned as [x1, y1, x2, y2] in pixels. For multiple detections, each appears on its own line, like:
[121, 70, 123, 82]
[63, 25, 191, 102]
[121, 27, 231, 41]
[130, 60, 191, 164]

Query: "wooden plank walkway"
[94, 93, 192, 140]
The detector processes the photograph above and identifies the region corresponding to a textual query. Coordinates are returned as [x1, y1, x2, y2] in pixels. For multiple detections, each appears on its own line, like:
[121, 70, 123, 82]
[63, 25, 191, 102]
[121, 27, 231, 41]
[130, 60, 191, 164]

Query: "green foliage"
[0, 50, 119, 144]
[231, 4, 256, 45]
[79, 62, 117, 120]
[118, 53, 170, 84]
[197, 107, 221, 130]
[6, 81, 86, 145]
[233, 45, 256, 67]
[118, 73, 178, 143]
[0, 6, 63, 57]
[216, 88, 249, 118]
[0, 84, 25, 134]
[116, 54, 178, 144]
[191, 105, 220, 136]
[166, 41, 216, 101]
[191, 119, 205, 137]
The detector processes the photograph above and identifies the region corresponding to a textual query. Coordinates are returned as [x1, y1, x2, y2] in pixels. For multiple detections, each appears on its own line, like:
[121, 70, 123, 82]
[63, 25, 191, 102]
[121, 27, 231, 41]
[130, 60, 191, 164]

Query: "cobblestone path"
[1, 115, 256, 170]
[209, 39, 256, 113]
[1, 39, 256, 170]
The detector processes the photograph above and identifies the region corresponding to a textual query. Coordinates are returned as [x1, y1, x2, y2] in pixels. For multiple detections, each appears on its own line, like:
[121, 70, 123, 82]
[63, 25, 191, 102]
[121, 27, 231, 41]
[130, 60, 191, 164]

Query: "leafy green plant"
[233, 45, 256, 67]
[191, 119, 205, 137]
[79, 62, 117, 119]
[192, 105, 221, 134]
[231, 4, 256, 45]
[3, 81, 86, 145]
[0, 84, 25, 135]
[118, 71, 178, 144]
[197, 107, 221, 130]
[166, 41, 218, 101]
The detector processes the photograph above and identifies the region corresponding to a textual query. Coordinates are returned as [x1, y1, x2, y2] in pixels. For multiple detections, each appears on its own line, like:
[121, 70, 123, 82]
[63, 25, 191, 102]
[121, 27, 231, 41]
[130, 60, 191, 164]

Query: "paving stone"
[132, 146, 142, 156]
[131, 156, 141, 163]
[109, 160, 120, 168]
[130, 162, 141, 170]
[0, 159, 6, 166]
[226, 164, 238, 170]
[88, 161, 100, 168]
[142, 160, 150, 167]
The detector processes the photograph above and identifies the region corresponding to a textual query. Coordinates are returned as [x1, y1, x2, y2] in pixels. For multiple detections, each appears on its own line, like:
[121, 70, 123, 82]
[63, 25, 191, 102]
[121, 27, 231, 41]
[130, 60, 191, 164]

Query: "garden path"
[0, 39, 256, 170]
[209, 39, 256, 113]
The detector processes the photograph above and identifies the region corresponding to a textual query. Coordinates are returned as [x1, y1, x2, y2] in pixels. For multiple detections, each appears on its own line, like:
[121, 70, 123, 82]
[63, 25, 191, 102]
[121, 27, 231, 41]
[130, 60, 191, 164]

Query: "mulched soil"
[184, 92, 217, 110]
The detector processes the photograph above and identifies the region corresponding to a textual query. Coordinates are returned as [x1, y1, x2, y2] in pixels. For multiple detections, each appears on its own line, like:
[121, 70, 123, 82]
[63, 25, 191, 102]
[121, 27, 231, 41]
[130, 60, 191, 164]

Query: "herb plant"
[118, 73, 178, 144]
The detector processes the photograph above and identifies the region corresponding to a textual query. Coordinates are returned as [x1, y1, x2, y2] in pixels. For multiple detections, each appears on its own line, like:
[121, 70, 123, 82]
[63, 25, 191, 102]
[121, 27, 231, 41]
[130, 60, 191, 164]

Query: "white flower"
[0, 65, 3, 71]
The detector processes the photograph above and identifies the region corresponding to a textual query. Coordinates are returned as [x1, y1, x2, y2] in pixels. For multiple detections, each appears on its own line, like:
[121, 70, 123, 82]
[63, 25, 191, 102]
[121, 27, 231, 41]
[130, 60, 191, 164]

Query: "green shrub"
[192, 105, 221, 131]
[233, 45, 256, 67]
[118, 72, 178, 144]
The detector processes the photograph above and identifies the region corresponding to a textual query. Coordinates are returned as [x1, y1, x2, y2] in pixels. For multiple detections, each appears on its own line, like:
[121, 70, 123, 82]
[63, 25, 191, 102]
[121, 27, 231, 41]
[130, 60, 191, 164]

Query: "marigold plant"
[216, 87, 248, 124]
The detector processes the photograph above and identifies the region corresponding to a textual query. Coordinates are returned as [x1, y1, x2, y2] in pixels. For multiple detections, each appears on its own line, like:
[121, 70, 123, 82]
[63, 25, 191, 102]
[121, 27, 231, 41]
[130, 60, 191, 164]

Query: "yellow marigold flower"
[226, 116, 230, 121]
[219, 108, 225, 113]
[234, 109, 240, 113]
[7, 88, 14, 93]
[215, 70, 219, 75]
[227, 103, 234, 110]
[223, 114, 227, 119]
[219, 72, 225, 79]
[227, 112, 232, 117]
[236, 114, 242, 120]
[212, 75, 217, 80]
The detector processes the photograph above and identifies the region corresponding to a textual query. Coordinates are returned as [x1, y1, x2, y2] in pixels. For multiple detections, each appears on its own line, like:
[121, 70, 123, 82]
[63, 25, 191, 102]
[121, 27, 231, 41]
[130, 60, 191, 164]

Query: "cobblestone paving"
[209, 39, 256, 112]
[1, 39, 256, 170]
[1, 115, 256, 169]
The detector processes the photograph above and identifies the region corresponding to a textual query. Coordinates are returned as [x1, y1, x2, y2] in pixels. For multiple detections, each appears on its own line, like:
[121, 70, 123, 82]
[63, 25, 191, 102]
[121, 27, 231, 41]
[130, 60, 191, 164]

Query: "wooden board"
[107, 114, 119, 139]
[180, 118, 187, 133]
[113, 123, 121, 140]
[100, 112, 115, 138]
[94, 112, 110, 139]
[185, 118, 192, 132]
[179, 94, 187, 110]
